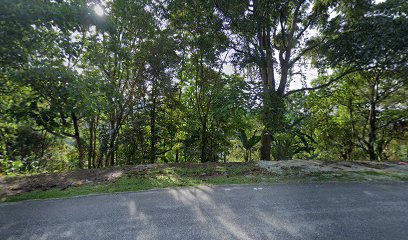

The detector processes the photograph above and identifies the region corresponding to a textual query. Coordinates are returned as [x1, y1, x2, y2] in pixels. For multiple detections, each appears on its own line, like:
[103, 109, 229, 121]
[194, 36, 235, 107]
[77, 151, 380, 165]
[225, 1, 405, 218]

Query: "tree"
[1, 0, 99, 168]
[304, 69, 407, 161]
[215, 0, 337, 160]
[88, 0, 159, 166]
[309, 0, 408, 160]
[166, 0, 233, 162]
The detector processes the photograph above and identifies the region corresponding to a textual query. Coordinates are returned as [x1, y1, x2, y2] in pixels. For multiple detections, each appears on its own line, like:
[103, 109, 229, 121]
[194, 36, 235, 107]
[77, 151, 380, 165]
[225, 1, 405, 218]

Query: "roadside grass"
[305, 170, 408, 182]
[2, 163, 408, 202]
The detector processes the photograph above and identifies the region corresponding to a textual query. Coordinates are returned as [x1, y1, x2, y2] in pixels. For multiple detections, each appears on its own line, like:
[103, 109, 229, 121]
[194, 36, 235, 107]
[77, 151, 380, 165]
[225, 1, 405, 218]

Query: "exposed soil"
[0, 162, 258, 197]
[0, 164, 156, 197]
[1, 160, 407, 198]
[257, 160, 408, 175]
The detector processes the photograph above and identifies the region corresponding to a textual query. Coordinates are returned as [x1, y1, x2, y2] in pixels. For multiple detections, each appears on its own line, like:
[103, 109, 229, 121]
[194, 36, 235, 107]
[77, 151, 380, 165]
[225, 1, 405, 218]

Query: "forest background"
[0, 0, 407, 175]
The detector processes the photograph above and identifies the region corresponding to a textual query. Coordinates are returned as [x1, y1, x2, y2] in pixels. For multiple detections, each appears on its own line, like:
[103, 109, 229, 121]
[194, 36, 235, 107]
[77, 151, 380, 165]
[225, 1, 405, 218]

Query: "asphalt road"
[1, 183, 407, 240]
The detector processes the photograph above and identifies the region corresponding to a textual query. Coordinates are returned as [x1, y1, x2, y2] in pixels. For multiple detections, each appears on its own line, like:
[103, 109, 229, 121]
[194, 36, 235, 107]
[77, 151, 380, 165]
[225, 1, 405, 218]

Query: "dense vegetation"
[1, 0, 407, 174]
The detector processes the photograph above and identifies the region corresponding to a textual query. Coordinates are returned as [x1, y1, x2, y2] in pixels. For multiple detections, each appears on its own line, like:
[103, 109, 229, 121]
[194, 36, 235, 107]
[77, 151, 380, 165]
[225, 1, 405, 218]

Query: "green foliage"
[1, 0, 407, 175]
[238, 129, 261, 162]
[316, 0, 408, 70]
[5, 162, 408, 202]
[300, 70, 407, 161]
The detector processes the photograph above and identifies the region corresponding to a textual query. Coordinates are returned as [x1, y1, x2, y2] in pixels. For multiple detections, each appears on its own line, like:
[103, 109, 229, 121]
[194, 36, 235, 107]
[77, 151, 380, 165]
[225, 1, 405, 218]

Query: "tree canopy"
[0, 0, 406, 174]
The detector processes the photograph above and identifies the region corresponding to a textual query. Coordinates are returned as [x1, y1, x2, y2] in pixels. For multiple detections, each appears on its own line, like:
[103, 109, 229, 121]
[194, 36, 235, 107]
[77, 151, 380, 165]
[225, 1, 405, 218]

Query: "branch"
[228, 44, 250, 56]
[289, 0, 306, 37]
[35, 125, 76, 139]
[156, 148, 172, 156]
[295, 15, 315, 40]
[284, 67, 360, 97]
[289, 41, 321, 67]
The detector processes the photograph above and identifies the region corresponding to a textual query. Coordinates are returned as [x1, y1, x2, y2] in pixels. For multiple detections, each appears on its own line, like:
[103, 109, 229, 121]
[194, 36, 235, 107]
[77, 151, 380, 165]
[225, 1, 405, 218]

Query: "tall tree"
[166, 0, 231, 162]
[215, 0, 338, 160]
[1, 0, 98, 168]
[312, 0, 408, 160]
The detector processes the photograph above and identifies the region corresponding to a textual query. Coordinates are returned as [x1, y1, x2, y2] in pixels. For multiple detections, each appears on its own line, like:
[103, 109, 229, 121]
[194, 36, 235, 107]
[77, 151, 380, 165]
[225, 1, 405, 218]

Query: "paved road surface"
[1, 183, 408, 240]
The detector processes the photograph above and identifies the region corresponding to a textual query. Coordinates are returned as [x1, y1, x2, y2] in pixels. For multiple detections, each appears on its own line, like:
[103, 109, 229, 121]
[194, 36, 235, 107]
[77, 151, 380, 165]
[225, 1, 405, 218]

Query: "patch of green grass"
[357, 170, 408, 181]
[303, 170, 408, 182]
[3, 164, 256, 202]
[3, 175, 201, 202]
[3, 164, 408, 203]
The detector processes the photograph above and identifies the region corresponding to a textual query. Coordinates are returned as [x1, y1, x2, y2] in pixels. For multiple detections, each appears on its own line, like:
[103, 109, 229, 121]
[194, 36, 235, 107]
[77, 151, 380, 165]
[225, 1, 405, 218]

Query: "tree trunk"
[209, 124, 216, 162]
[184, 141, 188, 162]
[108, 117, 116, 166]
[150, 95, 157, 164]
[244, 149, 249, 162]
[200, 120, 208, 162]
[259, 59, 275, 161]
[110, 140, 115, 167]
[92, 116, 98, 168]
[260, 134, 272, 160]
[346, 97, 355, 161]
[88, 118, 94, 169]
[368, 103, 377, 161]
[368, 75, 379, 161]
[255, 9, 277, 161]
[115, 131, 119, 164]
[72, 112, 84, 169]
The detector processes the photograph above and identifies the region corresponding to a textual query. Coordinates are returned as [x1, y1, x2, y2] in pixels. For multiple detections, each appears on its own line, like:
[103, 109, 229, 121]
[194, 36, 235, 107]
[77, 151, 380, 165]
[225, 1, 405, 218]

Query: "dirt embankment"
[0, 165, 155, 198]
[1, 161, 407, 198]
[257, 160, 408, 174]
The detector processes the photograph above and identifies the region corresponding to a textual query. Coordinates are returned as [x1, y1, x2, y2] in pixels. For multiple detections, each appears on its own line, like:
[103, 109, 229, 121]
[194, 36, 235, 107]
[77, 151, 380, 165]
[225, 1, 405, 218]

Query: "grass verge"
[2, 163, 408, 202]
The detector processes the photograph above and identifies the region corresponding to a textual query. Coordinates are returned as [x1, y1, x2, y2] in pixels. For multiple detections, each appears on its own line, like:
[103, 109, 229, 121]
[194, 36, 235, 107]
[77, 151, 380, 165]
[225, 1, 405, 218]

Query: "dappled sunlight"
[105, 170, 124, 181]
[213, 213, 254, 240]
[2, 184, 408, 239]
[165, 185, 290, 239]
[168, 186, 215, 206]
[254, 209, 318, 239]
[164, 185, 333, 239]
[167, 186, 219, 225]
[126, 200, 150, 222]
[168, 186, 254, 238]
